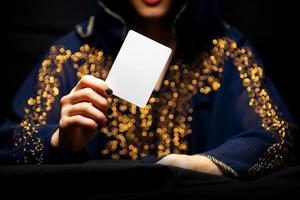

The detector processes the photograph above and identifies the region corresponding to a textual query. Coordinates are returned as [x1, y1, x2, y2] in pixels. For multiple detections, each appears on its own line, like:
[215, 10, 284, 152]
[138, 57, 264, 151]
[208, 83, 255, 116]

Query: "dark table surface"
[1, 160, 300, 199]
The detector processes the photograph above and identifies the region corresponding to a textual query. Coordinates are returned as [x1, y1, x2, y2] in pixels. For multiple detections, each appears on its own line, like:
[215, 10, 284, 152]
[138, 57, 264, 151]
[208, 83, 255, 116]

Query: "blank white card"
[105, 30, 172, 108]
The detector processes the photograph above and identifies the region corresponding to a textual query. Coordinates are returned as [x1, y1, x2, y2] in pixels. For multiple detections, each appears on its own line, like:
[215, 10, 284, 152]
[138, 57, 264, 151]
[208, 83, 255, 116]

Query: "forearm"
[190, 155, 224, 176]
[157, 154, 223, 176]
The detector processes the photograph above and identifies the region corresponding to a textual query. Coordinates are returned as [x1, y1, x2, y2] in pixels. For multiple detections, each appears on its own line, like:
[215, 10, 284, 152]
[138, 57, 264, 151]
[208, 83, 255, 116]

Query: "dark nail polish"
[107, 108, 113, 115]
[105, 88, 113, 96]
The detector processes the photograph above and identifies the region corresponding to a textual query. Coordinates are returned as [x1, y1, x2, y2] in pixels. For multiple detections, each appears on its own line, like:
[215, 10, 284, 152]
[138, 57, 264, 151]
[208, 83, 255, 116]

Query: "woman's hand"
[156, 154, 224, 176]
[51, 75, 112, 153]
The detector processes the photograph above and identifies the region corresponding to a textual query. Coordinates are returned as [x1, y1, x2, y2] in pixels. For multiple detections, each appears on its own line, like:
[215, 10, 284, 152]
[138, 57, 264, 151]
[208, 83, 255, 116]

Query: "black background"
[0, 0, 298, 128]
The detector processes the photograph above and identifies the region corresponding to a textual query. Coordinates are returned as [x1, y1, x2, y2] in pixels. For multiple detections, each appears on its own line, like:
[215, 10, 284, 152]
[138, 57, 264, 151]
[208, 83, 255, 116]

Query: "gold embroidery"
[15, 37, 294, 173]
[210, 38, 295, 176]
[13, 46, 71, 163]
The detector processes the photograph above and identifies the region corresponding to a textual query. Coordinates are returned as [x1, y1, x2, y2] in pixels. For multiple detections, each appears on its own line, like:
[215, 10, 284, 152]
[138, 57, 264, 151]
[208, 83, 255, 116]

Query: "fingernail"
[105, 88, 113, 96]
[107, 108, 113, 115]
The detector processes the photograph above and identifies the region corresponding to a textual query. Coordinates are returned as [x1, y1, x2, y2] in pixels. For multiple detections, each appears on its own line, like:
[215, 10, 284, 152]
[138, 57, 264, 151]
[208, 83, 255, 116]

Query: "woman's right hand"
[51, 75, 113, 153]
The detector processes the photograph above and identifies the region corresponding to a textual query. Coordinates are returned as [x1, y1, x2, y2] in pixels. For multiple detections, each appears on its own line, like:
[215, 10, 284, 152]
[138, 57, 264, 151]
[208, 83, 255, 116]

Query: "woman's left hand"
[156, 154, 224, 176]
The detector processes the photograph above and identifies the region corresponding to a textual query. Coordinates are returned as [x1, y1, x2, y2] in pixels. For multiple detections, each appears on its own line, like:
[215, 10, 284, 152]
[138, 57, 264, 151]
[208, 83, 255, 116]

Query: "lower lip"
[143, 0, 161, 6]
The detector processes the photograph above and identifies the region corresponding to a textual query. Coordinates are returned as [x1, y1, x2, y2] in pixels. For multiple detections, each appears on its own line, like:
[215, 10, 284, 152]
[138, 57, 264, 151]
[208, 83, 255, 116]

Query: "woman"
[0, 0, 296, 177]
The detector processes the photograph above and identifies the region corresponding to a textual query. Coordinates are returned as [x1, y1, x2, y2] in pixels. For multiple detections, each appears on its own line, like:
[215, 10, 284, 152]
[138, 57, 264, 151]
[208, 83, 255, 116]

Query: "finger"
[66, 114, 99, 131]
[69, 87, 110, 114]
[73, 75, 113, 97]
[66, 102, 107, 127]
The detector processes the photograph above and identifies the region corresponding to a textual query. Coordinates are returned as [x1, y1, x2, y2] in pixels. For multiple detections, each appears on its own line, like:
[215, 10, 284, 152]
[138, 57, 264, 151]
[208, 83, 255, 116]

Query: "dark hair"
[97, 0, 225, 61]
[174, 0, 225, 60]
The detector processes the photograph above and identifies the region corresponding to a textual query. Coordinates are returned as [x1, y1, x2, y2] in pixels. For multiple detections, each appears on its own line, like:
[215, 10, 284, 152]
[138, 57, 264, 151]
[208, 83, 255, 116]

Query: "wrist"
[191, 155, 224, 176]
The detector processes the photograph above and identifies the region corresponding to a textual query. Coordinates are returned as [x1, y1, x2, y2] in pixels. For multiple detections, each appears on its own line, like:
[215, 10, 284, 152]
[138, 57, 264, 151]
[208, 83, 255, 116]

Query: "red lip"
[143, 0, 161, 7]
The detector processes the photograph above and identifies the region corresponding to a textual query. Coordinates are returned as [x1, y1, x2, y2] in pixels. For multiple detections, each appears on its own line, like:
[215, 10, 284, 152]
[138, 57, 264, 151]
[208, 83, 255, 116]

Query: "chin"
[137, 8, 168, 19]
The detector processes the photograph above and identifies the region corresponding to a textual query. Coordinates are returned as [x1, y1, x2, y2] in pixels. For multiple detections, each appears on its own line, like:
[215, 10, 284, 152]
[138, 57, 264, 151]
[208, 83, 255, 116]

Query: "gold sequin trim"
[13, 46, 71, 163]
[200, 153, 238, 177]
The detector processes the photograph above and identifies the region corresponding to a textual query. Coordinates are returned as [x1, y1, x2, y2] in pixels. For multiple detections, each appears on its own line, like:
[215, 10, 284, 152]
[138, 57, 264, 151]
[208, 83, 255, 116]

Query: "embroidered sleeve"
[208, 38, 296, 176]
[13, 46, 71, 164]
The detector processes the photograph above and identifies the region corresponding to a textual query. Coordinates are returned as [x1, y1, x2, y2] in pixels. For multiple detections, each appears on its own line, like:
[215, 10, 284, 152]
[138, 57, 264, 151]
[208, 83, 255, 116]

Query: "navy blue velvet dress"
[0, 1, 296, 178]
